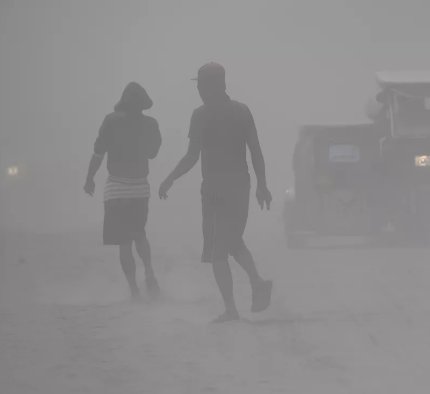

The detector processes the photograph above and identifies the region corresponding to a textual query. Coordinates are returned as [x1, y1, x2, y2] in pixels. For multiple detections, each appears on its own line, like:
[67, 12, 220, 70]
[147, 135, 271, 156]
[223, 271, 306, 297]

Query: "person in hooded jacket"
[84, 82, 161, 300]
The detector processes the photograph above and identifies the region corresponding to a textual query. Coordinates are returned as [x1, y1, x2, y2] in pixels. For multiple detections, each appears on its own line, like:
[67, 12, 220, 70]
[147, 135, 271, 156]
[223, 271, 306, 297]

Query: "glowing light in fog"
[415, 156, 430, 167]
[7, 166, 19, 176]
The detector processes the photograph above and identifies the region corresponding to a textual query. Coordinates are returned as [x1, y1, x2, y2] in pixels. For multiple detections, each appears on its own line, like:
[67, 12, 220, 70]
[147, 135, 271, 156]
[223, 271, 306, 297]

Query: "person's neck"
[203, 92, 229, 106]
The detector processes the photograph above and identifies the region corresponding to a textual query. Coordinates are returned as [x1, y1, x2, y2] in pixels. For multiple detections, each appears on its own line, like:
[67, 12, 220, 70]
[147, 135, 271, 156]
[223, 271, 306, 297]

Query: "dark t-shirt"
[188, 97, 257, 187]
[94, 111, 161, 178]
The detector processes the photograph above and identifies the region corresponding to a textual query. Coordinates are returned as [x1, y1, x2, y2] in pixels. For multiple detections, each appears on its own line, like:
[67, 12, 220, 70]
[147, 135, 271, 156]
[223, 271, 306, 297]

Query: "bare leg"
[119, 243, 139, 297]
[211, 260, 239, 322]
[231, 241, 263, 288]
[134, 232, 159, 296]
[231, 241, 272, 313]
[134, 232, 154, 278]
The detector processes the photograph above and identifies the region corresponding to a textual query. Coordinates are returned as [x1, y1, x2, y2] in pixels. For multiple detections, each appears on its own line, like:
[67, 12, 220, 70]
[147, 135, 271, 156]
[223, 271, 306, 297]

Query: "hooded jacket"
[94, 83, 161, 178]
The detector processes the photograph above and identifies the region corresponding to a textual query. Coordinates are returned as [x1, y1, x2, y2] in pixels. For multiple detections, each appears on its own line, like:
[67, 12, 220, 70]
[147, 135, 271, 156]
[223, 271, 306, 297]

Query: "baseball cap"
[192, 62, 225, 83]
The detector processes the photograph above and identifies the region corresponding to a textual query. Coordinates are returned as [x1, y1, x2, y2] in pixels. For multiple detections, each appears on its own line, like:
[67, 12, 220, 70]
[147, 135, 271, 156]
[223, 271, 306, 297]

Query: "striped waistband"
[107, 175, 149, 185]
[104, 176, 150, 201]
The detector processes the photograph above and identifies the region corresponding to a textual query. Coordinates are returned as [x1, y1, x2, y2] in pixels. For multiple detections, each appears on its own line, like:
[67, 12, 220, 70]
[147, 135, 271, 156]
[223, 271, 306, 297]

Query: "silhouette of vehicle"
[373, 71, 430, 242]
[284, 123, 381, 248]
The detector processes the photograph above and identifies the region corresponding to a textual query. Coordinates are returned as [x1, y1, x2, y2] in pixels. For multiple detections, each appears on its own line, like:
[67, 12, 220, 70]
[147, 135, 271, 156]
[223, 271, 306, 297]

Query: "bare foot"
[145, 276, 161, 299]
[130, 287, 143, 304]
[211, 310, 240, 324]
[251, 280, 273, 313]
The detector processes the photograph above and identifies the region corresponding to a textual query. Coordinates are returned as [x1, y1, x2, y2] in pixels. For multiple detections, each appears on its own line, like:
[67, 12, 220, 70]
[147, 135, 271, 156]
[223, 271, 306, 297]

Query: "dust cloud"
[1, 0, 430, 233]
[2, 1, 430, 393]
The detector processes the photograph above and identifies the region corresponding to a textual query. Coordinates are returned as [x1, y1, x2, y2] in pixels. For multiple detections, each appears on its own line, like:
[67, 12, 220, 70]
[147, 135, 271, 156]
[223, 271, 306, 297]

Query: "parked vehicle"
[370, 72, 430, 240]
[284, 123, 381, 248]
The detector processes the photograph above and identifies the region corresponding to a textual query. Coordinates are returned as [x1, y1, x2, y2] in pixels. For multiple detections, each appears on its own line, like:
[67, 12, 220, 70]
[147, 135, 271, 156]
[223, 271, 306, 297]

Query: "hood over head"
[114, 82, 153, 113]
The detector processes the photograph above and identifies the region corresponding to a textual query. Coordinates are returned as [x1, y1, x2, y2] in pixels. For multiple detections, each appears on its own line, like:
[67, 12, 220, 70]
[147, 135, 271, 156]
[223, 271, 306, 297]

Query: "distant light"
[7, 166, 19, 176]
[415, 156, 430, 168]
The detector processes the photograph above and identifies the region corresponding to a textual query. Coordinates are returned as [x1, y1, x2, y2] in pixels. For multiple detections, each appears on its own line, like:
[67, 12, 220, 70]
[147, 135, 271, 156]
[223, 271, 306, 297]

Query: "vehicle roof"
[299, 123, 374, 136]
[376, 71, 430, 86]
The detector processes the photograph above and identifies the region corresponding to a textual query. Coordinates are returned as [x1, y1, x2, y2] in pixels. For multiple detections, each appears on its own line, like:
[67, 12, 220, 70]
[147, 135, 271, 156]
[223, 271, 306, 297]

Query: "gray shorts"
[103, 198, 149, 245]
[201, 178, 250, 263]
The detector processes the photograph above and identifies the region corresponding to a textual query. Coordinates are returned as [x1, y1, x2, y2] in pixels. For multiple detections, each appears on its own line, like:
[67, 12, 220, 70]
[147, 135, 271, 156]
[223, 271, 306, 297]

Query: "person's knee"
[132, 231, 147, 244]
[120, 241, 133, 249]
[211, 260, 231, 277]
[229, 239, 247, 261]
[119, 242, 133, 257]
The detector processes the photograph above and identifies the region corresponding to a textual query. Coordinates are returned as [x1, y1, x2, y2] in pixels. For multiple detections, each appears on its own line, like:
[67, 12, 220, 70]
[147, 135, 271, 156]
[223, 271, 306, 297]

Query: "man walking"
[84, 82, 161, 301]
[159, 63, 272, 322]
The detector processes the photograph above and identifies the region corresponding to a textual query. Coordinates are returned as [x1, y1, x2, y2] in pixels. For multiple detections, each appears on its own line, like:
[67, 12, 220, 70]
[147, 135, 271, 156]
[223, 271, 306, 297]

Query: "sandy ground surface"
[1, 224, 430, 394]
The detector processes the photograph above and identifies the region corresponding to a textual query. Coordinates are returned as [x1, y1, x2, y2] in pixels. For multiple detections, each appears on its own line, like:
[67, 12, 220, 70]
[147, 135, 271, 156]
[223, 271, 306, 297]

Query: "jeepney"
[284, 123, 381, 248]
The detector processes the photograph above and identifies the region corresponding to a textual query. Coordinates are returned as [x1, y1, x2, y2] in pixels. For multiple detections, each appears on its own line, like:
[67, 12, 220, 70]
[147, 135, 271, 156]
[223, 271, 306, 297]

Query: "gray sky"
[2, 0, 430, 231]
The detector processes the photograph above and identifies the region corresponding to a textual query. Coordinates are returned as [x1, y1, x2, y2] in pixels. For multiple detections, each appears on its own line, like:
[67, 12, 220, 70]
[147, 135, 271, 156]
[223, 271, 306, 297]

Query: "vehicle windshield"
[392, 94, 430, 137]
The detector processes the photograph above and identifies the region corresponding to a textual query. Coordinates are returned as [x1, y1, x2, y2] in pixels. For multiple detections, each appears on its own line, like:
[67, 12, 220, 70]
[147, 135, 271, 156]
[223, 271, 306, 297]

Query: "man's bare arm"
[247, 125, 267, 188]
[246, 112, 272, 209]
[169, 140, 200, 181]
[159, 140, 200, 199]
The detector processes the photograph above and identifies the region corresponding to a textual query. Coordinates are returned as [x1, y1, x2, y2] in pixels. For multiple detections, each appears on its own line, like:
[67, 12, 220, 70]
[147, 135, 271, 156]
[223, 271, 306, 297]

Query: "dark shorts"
[201, 177, 250, 263]
[103, 198, 149, 245]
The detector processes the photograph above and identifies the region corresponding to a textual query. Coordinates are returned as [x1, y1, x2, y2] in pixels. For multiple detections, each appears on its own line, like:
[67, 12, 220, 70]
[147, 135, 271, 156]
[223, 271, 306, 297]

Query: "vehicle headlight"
[285, 188, 295, 201]
[7, 166, 19, 176]
[415, 156, 430, 167]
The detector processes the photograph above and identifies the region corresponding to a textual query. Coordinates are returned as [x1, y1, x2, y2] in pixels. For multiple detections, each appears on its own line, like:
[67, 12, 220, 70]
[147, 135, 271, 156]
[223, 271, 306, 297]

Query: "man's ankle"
[225, 308, 239, 316]
[130, 284, 139, 296]
[225, 304, 238, 314]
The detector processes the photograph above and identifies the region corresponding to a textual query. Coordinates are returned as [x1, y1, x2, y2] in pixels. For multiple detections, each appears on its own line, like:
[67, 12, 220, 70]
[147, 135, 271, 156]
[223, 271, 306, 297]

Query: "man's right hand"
[159, 177, 174, 200]
[84, 179, 95, 196]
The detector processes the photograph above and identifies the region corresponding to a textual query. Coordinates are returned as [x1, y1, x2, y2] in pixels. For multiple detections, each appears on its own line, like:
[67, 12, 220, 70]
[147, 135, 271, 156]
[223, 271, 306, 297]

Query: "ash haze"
[2, 0, 430, 232]
[2, 1, 430, 393]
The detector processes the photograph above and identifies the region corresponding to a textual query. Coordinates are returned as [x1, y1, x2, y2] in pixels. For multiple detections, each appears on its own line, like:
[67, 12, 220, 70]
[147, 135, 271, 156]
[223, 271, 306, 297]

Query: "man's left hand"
[256, 186, 272, 210]
[159, 177, 174, 200]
